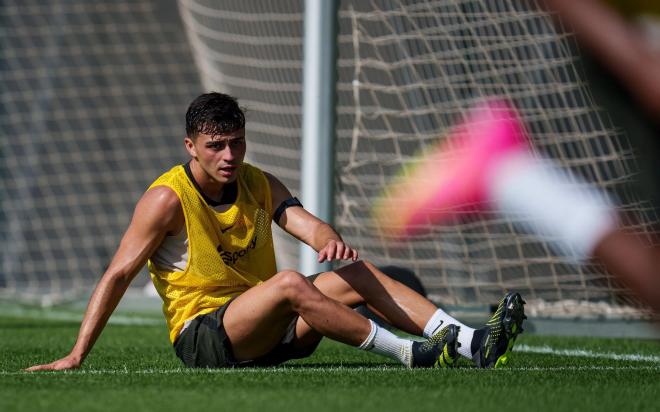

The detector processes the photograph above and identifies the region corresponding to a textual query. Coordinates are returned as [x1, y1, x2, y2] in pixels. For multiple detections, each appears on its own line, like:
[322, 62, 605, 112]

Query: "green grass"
[2, 315, 659, 412]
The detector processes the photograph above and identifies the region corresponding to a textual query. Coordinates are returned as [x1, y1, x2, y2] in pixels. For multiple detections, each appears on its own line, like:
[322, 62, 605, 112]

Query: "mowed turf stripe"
[3, 365, 659, 375]
[2, 307, 161, 325]
[517, 344, 660, 363]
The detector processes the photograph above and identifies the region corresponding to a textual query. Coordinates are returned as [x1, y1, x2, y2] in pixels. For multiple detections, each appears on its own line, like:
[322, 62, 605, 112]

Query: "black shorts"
[173, 299, 320, 368]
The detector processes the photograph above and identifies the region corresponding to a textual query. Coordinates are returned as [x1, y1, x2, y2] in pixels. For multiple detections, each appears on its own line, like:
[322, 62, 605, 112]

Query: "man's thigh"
[222, 272, 304, 361]
[224, 269, 364, 360]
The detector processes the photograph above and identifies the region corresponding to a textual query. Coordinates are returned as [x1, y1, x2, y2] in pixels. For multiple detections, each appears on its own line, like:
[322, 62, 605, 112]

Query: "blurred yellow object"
[603, 0, 660, 18]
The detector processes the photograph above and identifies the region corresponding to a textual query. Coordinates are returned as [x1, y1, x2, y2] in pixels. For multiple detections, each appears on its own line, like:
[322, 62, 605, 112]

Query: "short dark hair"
[185, 92, 245, 139]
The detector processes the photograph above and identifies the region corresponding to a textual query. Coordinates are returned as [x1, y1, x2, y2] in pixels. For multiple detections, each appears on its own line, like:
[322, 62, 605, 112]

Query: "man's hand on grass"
[25, 354, 82, 372]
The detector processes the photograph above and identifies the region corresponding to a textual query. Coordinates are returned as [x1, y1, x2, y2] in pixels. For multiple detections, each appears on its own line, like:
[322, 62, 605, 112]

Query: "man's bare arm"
[265, 172, 358, 263]
[25, 186, 183, 371]
[543, 0, 660, 120]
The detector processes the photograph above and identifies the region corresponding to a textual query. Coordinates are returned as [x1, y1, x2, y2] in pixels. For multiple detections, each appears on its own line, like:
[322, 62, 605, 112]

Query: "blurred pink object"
[374, 98, 529, 236]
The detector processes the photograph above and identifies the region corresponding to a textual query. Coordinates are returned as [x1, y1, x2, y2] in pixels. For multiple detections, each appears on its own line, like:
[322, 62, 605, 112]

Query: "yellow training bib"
[147, 163, 277, 343]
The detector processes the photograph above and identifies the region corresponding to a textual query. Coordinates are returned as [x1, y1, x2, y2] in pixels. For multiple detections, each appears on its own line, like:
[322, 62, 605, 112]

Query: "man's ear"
[184, 136, 197, 158]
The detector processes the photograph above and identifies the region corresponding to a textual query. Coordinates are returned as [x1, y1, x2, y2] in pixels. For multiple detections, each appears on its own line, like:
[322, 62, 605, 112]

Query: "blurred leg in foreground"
[375, 100, 660, 313]
[543, 0, 660, 214]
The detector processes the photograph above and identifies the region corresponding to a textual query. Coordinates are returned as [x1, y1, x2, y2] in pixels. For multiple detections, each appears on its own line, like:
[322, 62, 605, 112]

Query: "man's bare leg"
[223, 268, 459, 368]
[593, 230, 660, 313]
[309, 260, 436, 335]
[223, 270, 371, 361]
[289, 260, 479, 360]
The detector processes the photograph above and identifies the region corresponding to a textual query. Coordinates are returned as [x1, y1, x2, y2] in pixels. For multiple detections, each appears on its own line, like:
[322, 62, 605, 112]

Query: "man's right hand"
[24, 187, 179, 374]
[25, 354, 82, 372]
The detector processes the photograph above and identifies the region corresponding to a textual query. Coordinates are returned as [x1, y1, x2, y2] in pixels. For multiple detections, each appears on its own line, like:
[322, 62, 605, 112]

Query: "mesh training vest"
[147, 163, 277, 343]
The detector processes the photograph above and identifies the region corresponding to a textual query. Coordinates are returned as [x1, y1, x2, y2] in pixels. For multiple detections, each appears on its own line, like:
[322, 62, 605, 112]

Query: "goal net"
[2, 0, 657, 318]
[1, 0, 201, 305]
[178, 0, 658, 317]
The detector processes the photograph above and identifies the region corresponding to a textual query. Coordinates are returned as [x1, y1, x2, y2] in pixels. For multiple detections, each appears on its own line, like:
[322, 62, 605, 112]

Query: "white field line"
[2, 365, 659, 376]
[4, 308, 659, 366]
[7, 345, 660, 376]
[5, 344, 660, 376]
[516, 344, 660, 363]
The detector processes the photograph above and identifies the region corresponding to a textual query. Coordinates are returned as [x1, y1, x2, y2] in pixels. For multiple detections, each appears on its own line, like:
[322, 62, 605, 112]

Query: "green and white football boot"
[472, 292, 527, 368]
[411, 324, 460, 368]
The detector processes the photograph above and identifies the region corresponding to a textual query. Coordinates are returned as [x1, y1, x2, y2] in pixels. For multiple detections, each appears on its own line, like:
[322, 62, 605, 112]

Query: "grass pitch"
[2, 313, 659, 412]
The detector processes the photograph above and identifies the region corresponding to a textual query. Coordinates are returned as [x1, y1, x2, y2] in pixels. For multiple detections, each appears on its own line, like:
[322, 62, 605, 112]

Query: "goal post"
[299, 0, 339, 276]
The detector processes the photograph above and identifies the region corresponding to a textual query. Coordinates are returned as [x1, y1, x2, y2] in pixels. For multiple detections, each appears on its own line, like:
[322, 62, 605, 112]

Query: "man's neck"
[189, 160, 225, 203]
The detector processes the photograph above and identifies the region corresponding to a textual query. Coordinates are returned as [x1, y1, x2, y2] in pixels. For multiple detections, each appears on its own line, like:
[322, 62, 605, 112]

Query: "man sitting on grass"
[26, 92, 525, 371]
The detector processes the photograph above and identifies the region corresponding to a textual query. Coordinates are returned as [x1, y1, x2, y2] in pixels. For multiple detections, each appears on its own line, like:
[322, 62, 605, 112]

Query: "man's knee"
[273, 270, 318, 306]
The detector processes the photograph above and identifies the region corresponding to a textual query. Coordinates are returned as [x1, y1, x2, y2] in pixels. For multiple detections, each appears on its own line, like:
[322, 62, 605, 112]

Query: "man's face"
[185, 128, 246, 185]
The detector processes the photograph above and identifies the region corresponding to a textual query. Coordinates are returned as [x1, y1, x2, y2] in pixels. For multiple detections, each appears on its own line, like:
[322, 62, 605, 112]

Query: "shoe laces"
[419, 325, 450, 352]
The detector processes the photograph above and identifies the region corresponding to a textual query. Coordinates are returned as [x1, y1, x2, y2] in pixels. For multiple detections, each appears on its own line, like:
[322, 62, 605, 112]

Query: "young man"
[26, 92, 525, 371]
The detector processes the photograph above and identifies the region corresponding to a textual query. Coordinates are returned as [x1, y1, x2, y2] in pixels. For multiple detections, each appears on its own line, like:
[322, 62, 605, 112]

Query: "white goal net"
[2, 0, 657, 318]
[1, 0, 201, 305]
[178, 0, 658, 317]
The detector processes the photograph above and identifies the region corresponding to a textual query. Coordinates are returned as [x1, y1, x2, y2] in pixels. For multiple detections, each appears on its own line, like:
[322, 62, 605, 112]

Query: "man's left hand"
[318, 240, 359, 263]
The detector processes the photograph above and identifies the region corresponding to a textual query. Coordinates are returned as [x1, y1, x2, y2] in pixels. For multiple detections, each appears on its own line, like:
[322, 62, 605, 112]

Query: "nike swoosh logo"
[430, 320, 444, 336]
[220, 224, 235, 234]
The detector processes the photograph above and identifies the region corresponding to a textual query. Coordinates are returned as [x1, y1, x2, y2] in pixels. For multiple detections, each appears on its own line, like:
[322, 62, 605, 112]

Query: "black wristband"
[273, 197, 303, 224]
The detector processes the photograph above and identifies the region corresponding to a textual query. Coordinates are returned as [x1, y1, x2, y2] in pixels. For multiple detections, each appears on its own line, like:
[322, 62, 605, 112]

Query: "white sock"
[488, 151, 617, 262]
[358, 320, 413, 367]
[423, 308, 475, 359]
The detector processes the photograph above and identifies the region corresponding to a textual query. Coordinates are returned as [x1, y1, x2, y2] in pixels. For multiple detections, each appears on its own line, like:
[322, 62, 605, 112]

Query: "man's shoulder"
[139, 185, 183, 232]
[239, 162, 263, 176]
[143, 166, 185, 217]
[149, 164, 186, 189]
[239, 162, 269, 186]
[145, 184, 180, 204]
[238, 163, 274, 210]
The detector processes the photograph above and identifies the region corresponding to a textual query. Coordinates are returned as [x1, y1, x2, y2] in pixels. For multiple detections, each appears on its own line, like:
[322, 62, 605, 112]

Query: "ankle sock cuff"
[357, 319, 377, 350]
